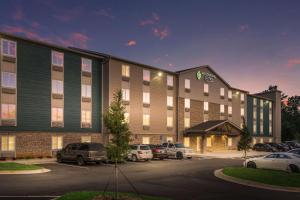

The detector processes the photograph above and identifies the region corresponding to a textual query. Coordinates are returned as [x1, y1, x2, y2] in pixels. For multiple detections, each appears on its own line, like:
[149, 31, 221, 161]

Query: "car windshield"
[140, 145, 150, 150]
[88, 143, 104, 151]
[175, 144, 185, 148]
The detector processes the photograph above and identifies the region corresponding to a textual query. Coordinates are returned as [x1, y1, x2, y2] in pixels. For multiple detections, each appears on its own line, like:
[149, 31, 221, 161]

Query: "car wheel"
[57, 154, 63, 163]
[288, 164, 300, 173]
[132, 155, 138, 162]
[247, 161, 256, 169]
[77, 156, 85, 166]
[95, 161, 101, 165]
[176, 152, 183, 160]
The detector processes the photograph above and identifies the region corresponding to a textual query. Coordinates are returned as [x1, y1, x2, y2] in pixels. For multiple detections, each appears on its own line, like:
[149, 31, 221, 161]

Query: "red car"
[149, 144, 168, 160]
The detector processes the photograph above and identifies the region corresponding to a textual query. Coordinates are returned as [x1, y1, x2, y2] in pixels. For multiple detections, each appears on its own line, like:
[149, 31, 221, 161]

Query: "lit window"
[260, 138, 263, 143]
[240, 108, 245, 116]
[220, 88, 225, 97]
[253, 98, 257, 106]
[228, 90, 232, 99]
[167, 117, 173, 128]
[1, 72, 16, 88]
[142, 137, 150, 144]
[143, 114, 150, 126]
[227, 138, 232, 147]
[122, 89, 130, 101]
[52, 80, 64, 94]
[124, 112, 130, 123]
[51, 107, 63, 122]
[184, 98, 190, 109]
[220, 104, 225, 113]
[253, 122, 257, 134]
[185, 79, 190, 89]
[184, 137, 190, 147]
[204, 102, 209, 111]
[143, 69, 150, 82]
[82, 58, 92, 72]
[52, 51, 64, 66]
[184, 117, 190, 128]
[269, 113, 272, 121]
[1, 104, 16, 120]
[143, 92, 150, 104]
[166, 137, 173, 142]
[253, 110, 257, 119]
[260, 111, 263, 120]
[269, 102, 272, 109]
[81, 136, 91, 143]
[269, 138, 273, 142]
[1, 39, 16, 57]
[81, 110, 91, 124]
[82, 84, 91, 98]
[167, 75, 173, 87]
[1, 135, 15, 151]
[204, 83, 209, 93]
[260, 124, 263, 134]
[228, 106, 232, 115]
[260, 100, 263, 107]
[240, 93, 245, 102]
[52, 136, 63, 150]
[269, 124, 272, 134]
[122, 64, 130, 77]
[253, 138, 257, 145]
[167, 96, 173, 107]
[206, 137, 212, 147]
[204, 114, 209, 122]
[240, 123, 243, 128]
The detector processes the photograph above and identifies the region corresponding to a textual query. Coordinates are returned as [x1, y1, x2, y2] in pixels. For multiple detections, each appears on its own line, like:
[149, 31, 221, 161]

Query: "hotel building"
[0, 32, 281, 158]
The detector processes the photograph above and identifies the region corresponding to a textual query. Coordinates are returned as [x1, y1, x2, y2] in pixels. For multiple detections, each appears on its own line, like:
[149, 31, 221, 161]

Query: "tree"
[238, 117, 252, 160]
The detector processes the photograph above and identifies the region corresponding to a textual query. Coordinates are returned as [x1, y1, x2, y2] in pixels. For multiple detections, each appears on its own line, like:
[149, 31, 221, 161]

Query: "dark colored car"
[252, 143, 276, 152]
[267, 143, 288, 152]
[279, 143, 292, 151]
[149, 144, 168, 160]
[288, 148, 300, 155]
[56, 143, 107, 165]
[285, 141, 300, 149]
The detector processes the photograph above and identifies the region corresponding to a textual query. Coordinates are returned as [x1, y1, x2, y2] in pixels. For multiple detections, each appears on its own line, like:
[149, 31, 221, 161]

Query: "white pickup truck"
[162, 142, 195, 159]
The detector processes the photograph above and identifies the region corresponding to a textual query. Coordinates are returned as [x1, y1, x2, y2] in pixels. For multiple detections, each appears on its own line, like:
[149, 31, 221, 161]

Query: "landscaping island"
[0, 162, 42, 171]
[57, 191, 171, 200]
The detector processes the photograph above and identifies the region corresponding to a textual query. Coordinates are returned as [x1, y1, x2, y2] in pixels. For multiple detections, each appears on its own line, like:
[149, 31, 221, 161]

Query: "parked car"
[244, 152, 300, 173]
[162, 142, 195, 159]
[266, 143, 288, 152]
[288, 148, 300, 155]
[149, 144, 168, 160]
[127, 145, 153, 162]
[56, 143, 107, 166]
[279, 143, 292, 151]
[252, 143, 277, 152]
[285, 141, 300, 149]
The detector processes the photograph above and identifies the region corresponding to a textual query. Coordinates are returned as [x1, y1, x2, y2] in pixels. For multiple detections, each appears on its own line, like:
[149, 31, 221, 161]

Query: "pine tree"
[238, 117, 252, 160]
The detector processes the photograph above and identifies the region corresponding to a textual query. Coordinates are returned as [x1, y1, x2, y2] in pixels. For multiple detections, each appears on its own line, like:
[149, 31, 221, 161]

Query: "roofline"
[247, 94, 274, 101]
[205, 120, 242, 132]
[0, 32, 106, 60]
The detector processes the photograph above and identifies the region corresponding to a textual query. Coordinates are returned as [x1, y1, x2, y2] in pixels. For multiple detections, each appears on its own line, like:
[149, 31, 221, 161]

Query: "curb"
[0, 168, 51, 175]
[214, 169, 300, 193]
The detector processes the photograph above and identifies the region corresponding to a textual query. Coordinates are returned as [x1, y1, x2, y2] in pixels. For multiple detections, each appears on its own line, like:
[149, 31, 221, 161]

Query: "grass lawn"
[57, 191, 171, 200]
[223, 167, 300, 188]
[0, 162, 42, 171]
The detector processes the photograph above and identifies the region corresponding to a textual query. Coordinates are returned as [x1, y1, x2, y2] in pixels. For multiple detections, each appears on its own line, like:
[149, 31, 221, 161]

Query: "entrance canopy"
[184, 120, 243, 137]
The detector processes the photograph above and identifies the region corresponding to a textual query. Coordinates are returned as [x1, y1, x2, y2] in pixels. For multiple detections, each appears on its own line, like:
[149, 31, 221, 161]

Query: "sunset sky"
[0, 0, 299, 96]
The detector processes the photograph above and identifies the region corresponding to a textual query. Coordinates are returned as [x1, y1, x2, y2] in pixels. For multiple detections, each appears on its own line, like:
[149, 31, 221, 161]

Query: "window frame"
[51, 51, 64, 67]
[228, 106, 232, 115]
[52, 135, 63, 150]
[167, 75, 173, 87]
[1, 72, 16, 89]
[143, 92, 150, 104]
[81, 58, 92, 73]
[81, 84, 92, 98]
[204, 83, 209, 93]
[228, 90, 232, 99]
[167, 116, 173, 128]
[167, 96, 173, 107]
[143, 114, 150, 126]
[184, 79, 190, 89]
[220, 104, 225, 113]
[184, 117, 190, 128]
[143, 69, 150, 82]
[51, 107, 64, 122]
[122, 88, 130, 101]
[52, 80, 64, 95]
[122, 64, 130, 77]
[81, 110, 92, 124]
[1, 39, 17, 58]
[1, 135, 15, 151]
[204, 102, 209, 111]
[1, 103, 16, 120]
[184, 98, 190, 109]
[220, 88, 225, 97]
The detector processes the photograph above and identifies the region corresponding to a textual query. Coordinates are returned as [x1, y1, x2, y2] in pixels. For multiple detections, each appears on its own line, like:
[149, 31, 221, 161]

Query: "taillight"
[154, 149, 160, 153]
[138, 151, 143, 154]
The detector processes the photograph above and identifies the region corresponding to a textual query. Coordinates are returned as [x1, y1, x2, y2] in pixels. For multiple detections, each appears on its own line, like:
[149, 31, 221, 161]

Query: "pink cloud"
[13, 6, 24, 20]
[153, 26, 170, 40]
[3, 25, 41, 40]
[126, 40, 137, 46]
[140, 13, 160, 26]
[30, 21, 40, 28]
[239, 24, 249, 32]
[287, 58, 300, 68]
[94, 8, 115, 19]
[70, 33, 89, 48]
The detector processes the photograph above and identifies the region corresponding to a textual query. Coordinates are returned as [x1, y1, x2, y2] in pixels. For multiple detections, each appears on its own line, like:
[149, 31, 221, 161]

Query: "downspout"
[101, 55, 110, 145]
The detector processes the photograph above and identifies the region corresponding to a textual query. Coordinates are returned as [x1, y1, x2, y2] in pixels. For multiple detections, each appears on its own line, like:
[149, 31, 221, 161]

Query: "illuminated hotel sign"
[196, 70, 216, 82]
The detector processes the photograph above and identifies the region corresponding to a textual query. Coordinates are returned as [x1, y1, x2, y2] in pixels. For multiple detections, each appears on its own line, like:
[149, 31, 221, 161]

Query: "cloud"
[70, 33, 89, 48]
[287, 58, 300, 68]
[239, 24, 249, 32]
[126, 40, 137, 46]
[153, 26, 170, 40]
[53, 7, 83, 22]
[93, 8, 115, 19]
[13, 6, 24, 21]
[140, 13, 160, 26]
[3, 25, 41, 40]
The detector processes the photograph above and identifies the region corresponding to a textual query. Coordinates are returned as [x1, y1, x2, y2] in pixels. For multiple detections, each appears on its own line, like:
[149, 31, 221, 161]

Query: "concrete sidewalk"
[195, 150, 269, 159]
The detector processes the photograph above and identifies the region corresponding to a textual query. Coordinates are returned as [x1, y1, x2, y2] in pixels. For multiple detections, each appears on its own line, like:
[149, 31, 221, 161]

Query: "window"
[204, 114, 209, 122]
[143, 114, 150, 126]
[240, 123, 243, 128]
[81, 136, 91, 143]
[52, 51, 64, 66]
[253, 122, 257, 134]
[81, 110, 91, 124]
[269, 124, 272, 133]
[184, 79, 190, 89]
[253, 98, 257, 106]
[220, 104, 225, 113]
[260, 138, 263, 143]
[184, 117, 190, 128]
[51, 107, 63, 122]
[269, 138, 273, 143]
[143, 92, 150, 104]
[269, 102, 272, 109]
[122, 89, 130, 101]
[228, 106, 232, 115]
[220, 88, 225, 97]
[253, 138, 257, 145]
[142, 137, 150, 144]
[269, 113, 272, 121]
[167, 75, 173, 87]
[1, 39, 16, 57]
[260, 111, 263, 120]
[240, 108, 245, 116]
[206, 137, 212, 147]
[240, 93, 245, 102]
[227, 138, 232, 147]
[260, 100, 264, 107]
[184, 137, 190, 147]
[1, 104, 16, 119]
[81, 84, 91, 98]
[166, 137, 173, 142]
[52, 80, 63, 94]
[124, 112, 130, 123]
[122, 64, 130, 77]
[260, 124, 263, 134]
[253, 110, 257, 119]
[228, 90, 232, 99]
[167, 117, 173, 128]
[143, 69, 150, 82]
[1, 72, 16, 88]
[167, 96, 173, 107]
[204, 102, 209, 111]
[1, 135, 15, 151]
[82, 58, 92, 72]
[204, 83, 209, 93]
[184, 98, 190, 109]
[52, 136, 63, 150]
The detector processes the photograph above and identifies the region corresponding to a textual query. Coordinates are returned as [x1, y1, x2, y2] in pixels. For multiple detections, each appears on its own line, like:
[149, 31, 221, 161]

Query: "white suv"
[162, 142, 195, 159]
[127, 145, 153, 162]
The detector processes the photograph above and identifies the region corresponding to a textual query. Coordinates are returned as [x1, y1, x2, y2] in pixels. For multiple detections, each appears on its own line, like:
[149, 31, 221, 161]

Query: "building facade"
[0, 32, 281, 158]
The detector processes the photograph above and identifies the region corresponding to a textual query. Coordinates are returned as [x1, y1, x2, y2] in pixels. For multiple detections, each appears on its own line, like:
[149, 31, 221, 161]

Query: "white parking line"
[55, 163, 89, 170]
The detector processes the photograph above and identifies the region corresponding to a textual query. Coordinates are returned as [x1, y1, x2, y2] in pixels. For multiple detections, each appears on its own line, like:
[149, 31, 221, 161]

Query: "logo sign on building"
[196, 70, 216, 82]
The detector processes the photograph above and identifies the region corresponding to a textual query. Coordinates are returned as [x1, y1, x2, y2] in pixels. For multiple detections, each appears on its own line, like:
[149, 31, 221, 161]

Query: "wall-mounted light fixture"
[158, 72, 163, 77]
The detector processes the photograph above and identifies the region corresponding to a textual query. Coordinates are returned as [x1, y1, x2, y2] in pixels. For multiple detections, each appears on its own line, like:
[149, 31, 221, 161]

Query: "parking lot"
[0, 158, 300, 200]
